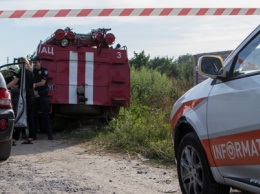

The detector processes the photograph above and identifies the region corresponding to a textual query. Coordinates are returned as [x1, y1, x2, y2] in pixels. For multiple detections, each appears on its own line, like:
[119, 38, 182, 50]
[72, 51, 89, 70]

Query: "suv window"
[233, 33, 260, 77]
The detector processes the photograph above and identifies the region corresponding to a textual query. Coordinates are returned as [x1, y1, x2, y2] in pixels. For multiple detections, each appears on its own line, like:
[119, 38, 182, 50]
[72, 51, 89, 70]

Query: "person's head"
[8, 68, 16, 77]
[18, 57, 32, 72]
[9, 71, 14, 77]
[31, 56, 41, 70]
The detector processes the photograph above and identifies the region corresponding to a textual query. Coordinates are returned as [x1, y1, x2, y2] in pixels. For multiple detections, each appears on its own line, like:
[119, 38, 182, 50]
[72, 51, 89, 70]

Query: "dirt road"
[0, 135, 244, 194]
[0, 136, 180, 194]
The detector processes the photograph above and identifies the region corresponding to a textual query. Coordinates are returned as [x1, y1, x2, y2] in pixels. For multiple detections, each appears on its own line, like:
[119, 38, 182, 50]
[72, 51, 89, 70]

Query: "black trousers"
[34, 94, 52, 138]
[27, 96, 36, 139]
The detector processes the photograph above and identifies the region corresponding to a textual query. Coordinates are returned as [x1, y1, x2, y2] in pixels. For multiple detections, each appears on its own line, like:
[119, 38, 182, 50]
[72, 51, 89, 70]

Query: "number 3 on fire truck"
[117, 52, 121, 59]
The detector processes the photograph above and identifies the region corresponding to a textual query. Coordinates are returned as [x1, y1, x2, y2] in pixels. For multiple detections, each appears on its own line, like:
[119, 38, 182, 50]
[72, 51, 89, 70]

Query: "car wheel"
[177, 132, 230, 194]
[0, 140, 12, 160]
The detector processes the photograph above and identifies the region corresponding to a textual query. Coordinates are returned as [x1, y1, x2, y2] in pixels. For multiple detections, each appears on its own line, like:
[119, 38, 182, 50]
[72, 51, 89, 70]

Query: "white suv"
[170, 25, 260, 194]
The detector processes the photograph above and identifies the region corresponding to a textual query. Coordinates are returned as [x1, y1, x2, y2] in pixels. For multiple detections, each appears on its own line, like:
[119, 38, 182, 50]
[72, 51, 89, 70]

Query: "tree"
[149, 56, 173, 69]
[176, 54, 192, 64]
[129, 51, 150, 69]
[129, 52, 193, 84]
[176, 54, 193, 83]
[153, 58, 178, 77]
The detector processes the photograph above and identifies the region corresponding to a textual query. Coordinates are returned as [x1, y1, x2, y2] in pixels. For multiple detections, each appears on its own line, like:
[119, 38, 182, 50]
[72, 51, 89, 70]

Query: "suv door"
[207, 32, 260, 188]
[0, 62, 27, 128]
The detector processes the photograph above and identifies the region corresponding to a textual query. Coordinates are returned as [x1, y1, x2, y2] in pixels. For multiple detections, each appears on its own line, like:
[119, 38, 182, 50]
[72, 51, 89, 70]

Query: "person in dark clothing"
[32, 56, 53, 140]
[7, 57, 36, 144]
[5, 68, 16, 86]
[5, 68, 18, 113]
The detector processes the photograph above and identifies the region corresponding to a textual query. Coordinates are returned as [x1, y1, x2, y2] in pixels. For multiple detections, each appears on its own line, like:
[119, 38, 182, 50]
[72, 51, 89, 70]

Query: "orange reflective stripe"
[205, 130, 260, 167]
[170, 97, 206, 132]
[201, 139, 216, 167]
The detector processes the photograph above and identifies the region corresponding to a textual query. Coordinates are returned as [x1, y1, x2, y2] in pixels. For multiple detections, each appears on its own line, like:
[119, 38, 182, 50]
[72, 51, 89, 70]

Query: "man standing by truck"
[32, 56, 53, 140]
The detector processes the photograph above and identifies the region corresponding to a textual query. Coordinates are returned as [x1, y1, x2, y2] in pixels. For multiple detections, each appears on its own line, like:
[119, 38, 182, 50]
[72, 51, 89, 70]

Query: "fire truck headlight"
[105, 33, 115, 45]
[55, 29, 65, 40]
[61, 39, 69, 47]
[66, 31, 75, 40]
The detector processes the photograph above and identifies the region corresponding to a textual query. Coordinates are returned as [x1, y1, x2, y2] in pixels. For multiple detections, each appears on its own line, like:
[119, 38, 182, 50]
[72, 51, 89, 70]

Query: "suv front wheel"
[0, 140, 12, 160]
[177, 132, 230, 194]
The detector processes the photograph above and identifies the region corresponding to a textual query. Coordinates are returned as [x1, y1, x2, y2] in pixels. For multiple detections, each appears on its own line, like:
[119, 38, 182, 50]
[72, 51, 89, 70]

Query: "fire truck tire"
[105, 107, 120, 118]
[59, 105, 101, 115]
[111, 107, 120, 115]
[177, 132, 230, 194]
[0, 140, 12, 160]
[100, 107, 120, 122]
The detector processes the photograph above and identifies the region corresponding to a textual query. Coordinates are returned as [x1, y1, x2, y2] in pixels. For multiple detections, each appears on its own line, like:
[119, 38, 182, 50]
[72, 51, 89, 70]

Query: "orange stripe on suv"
[203, 129, 260, 167]
[170, 97, 206, 132]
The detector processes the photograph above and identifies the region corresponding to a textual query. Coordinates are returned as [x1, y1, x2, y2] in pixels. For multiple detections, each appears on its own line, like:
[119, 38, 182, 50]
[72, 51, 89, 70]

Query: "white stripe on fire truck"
[69, 51, 78, 104]
[85, 52, 94, 105]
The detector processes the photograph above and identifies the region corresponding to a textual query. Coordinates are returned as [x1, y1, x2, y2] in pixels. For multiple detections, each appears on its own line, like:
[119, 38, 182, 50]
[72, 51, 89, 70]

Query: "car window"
[233, 33, 260, 77]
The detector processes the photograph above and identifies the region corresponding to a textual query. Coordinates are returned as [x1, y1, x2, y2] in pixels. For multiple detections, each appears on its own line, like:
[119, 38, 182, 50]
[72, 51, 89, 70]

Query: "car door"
[207, 32, 260, 186]
[0, 61, 27, 128]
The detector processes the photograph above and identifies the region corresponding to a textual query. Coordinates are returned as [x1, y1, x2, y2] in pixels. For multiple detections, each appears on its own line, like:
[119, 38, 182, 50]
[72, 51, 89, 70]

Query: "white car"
[170, 25, 260, 194]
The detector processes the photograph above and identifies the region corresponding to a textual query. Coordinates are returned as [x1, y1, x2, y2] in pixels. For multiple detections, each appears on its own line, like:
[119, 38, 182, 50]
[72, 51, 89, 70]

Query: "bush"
[98, 103, 175, 163]
[96, 67, 184, 164]
[131, 66, 175, 110]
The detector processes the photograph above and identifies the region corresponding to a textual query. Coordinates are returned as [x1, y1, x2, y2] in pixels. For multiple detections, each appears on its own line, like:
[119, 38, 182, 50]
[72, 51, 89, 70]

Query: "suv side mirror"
[196, 55, 226, 79]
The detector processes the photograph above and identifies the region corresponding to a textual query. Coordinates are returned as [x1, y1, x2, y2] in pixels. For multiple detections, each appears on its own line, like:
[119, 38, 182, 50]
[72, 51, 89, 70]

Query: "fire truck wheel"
[0, 140, 12, 160]
[97, 107, 120, 124]
[177, 132, 230, 194]
[101, 107, 120, 120]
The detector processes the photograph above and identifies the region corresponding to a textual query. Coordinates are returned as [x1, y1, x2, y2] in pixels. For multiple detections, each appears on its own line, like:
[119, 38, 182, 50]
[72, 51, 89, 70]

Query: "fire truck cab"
[34, 27, 130, 119]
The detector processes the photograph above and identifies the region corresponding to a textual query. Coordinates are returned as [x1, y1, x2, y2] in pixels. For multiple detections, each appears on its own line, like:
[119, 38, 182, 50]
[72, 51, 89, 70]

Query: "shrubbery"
[97, 60, 193, 164]
[131, 66, 175, 109]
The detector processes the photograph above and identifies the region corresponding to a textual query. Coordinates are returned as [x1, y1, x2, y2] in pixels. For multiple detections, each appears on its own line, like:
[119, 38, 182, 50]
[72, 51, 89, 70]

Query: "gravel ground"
[0, 134, 181, 194]
[0, 134, 245, 194]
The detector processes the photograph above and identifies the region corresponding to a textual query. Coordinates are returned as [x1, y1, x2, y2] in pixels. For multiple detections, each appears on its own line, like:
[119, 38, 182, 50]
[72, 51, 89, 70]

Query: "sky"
[0, 0, 260, 64]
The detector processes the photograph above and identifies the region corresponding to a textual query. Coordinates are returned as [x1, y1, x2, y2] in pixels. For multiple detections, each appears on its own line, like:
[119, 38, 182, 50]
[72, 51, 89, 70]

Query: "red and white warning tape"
[0, 8, 259, 18]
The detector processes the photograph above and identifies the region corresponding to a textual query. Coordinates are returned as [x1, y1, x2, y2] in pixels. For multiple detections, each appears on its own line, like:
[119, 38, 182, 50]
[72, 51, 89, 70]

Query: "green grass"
[58, 107, 175, 165]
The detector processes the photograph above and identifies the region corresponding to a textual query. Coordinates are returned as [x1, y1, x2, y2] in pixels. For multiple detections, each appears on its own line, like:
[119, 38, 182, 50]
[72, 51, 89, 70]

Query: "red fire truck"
[33, 27, 130, 119]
